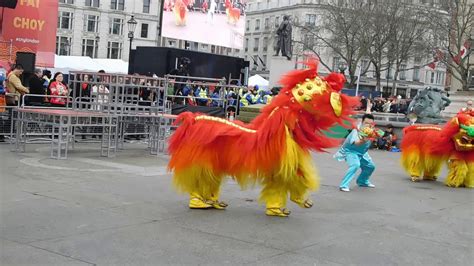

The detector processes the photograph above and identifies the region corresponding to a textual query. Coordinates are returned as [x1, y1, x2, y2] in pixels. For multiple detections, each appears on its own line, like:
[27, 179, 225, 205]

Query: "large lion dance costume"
[401, 111, 474, 188]
[174, 0, 191, 26]
[168, 60, 359, 217]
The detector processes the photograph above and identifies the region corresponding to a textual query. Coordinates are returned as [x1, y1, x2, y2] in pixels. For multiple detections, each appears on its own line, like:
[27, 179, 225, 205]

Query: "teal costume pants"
[340, 153, 375, 189]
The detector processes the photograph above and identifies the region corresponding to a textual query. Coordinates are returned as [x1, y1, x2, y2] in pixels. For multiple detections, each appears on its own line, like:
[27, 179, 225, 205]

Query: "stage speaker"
[0, 0, 18, 8]
[16, 52, 36, 72]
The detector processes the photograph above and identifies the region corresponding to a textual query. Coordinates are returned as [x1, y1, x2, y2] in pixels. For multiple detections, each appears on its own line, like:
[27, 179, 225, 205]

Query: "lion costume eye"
[330, 92, 342, 117]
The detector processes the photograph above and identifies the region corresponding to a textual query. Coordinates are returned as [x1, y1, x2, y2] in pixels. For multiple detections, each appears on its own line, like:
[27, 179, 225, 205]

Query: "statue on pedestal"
[408, 87, 451, 124]
[274, 15, 292, 60]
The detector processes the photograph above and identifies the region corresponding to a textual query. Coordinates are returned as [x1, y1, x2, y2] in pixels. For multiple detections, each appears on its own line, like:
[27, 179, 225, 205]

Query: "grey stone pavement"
[0, 142, 473, 266]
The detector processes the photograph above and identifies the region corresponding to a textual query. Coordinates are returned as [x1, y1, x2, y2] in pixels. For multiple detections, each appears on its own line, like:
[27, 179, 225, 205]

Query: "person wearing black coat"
[26, 68, 46, 106]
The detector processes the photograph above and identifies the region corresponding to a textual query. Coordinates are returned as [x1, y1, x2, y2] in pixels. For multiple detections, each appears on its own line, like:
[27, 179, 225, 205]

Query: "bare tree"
[387, 1, 428, 95]
[426, 0, 474, 91]
[293, 1, 372, 88]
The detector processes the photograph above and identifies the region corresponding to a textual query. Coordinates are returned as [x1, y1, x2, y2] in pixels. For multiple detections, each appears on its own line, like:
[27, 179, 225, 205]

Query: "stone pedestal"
[269, 56, 295, 88]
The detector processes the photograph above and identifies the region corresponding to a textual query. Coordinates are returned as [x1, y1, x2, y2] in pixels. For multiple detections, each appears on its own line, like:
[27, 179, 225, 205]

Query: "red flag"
[453, 53, 462, 65]
[428, 61, 437, 69]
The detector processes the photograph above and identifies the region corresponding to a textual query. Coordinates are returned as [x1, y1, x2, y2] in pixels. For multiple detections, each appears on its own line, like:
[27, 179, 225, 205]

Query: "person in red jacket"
[48, 72, 69, 107]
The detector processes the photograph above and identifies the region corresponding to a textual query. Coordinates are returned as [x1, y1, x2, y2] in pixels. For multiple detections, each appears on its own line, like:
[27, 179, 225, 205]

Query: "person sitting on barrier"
[226, 88, 237, 106]
[258, 90, 272, 104]
[210, 87, 222, 107]
[42, 70, 51, 91]
[25, 68, 46, 106]
[6, 64, 29, 106]
[182, 80, 193, 96]
[239, 88, 250, 106]
[245, 88, 260, 105]
[91, 70, 110, 109]
[194, 85, 209, 106]
[47, 72, 69, 107]
[376, 124, 398, 151]
[77, 74, 92, 108]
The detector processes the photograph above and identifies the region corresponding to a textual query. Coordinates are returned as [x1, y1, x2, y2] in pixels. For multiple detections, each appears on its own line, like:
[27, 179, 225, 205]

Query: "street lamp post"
[127, 15, 138, 61]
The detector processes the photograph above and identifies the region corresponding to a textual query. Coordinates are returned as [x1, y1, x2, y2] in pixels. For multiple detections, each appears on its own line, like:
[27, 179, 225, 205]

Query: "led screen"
[162, 0, 247, 49]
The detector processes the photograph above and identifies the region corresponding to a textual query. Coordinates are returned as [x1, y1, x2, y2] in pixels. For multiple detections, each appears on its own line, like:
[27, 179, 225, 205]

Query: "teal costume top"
[334, 129, 372, 161]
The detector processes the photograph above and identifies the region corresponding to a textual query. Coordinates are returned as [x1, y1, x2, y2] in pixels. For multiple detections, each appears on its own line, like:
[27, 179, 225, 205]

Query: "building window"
[263, 37, 268, 51]
[109, 18, 124, 35]
[201, 43, 208, 50]
[399, 64, 407, 80]
[84, 14, 99, 32]
[85, 0, 100, 8]
[211, 45, 216, 53]
[361, 59, 369, 76]
[305, 14, 316, 26]
[141, 23, 149, 38]
[253, 38, 259, 52]
[413, 67, 420, 81]
[275, 16, 280, 26]
[58, 11, 73, 30]
[110, 0, 124, 10]
[234, 49, 240, 54]
[107, 42, 122, 59]
[255, 19, 260, 30]
[332, 57, 341, 72]
[246, 20, 250, 31]
[143, 0, 151, 13]
[386, 67, 393, 79]
[245, 38, 249, 52]
[82, 39, 99, 58]
[262, 55, 267, 70]
[436, 71, 445, 85]
[303, 34, 314, 50]
[430, 72, 435, 83]
[59, 0, 74, 4]
[56, 36, 71, 55]
[264, 18, 270, 29]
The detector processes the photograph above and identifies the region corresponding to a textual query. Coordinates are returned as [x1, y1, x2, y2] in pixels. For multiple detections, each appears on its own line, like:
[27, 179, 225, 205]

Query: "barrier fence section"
[69, 72, 174, 155]
[2, 71, 247, 158]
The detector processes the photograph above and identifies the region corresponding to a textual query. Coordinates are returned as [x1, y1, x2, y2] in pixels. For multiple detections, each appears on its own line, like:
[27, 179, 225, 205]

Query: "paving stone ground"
[0, 143, 472, 265]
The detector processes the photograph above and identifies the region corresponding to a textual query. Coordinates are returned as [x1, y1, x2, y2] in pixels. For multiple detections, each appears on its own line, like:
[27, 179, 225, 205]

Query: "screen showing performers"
[162, 0, 247, 49]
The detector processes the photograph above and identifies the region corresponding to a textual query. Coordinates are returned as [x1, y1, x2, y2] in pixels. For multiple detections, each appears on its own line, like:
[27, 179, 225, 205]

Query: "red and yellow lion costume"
[225, 0, 241, 25]
[174, 0, 192, 26]
[400, 111, 474, 188]
[168, 60, 359, 217]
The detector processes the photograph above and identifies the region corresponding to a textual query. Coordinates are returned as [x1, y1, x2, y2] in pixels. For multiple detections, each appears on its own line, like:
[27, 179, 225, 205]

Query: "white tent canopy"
[53, 55, 128, 74]
[248, 74, 269, 90]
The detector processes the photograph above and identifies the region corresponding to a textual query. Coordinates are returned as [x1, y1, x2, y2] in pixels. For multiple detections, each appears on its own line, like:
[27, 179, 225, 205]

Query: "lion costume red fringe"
[401, 112, 474, 188]
[168, 60, 359, 216]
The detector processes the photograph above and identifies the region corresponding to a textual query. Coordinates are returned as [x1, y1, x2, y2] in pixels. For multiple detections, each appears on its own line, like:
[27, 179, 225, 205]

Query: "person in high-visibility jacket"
[240, 89, 250, 106]
[259, 90, 273, 104]
[246, 89, 260, 105]
[194, 86, 209, 106]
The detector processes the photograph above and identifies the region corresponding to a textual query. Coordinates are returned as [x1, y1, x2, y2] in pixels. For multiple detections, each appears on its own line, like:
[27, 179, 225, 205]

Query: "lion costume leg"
[445, 159, 468, 188]
[401, 149, 424, 182]
[289, 152, 318, 208]
[173, 166, 225, 209]
[260, 176, 290, 217]
[422, 156, 444, 181]
[464, 161, 474, 188]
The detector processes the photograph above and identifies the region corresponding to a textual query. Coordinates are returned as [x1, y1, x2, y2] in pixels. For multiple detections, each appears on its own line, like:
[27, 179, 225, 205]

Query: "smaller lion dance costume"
[174, 0, 192, 26]
[168, 60, 359, 217]
[225, 0, 241, 25]
[401, 111, 474, 188]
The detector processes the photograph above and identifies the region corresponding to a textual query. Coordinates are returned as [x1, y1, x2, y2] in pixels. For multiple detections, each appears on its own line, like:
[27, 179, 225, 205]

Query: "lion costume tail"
[400, 125, 445, 180]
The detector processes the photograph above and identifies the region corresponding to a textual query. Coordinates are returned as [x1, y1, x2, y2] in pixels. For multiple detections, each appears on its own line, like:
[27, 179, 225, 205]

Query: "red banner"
[0, 0, 58, 68]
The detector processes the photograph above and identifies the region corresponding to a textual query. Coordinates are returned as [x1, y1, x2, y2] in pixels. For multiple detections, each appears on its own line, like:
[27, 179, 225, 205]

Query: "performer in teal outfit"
[334, 114, 377, 192]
